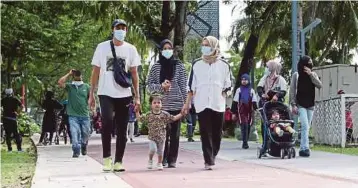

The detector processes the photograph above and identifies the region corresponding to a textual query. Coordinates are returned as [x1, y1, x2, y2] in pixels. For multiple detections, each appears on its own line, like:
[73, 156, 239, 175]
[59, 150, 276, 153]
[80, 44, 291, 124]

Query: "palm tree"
[228, 1, 358, 88]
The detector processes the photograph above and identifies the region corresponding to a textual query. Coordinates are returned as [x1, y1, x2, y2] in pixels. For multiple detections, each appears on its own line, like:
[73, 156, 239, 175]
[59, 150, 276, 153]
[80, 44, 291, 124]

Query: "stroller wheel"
[257, 147, 262, 159]
[290, 148, 296, 158]
[280, 149, 285, 159]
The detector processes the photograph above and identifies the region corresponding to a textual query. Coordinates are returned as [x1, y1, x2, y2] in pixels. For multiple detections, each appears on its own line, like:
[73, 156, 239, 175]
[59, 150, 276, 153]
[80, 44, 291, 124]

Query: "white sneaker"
[147, 160, 153, 169]
[204, 163, 213, 170]
[157, 163, 163, 170]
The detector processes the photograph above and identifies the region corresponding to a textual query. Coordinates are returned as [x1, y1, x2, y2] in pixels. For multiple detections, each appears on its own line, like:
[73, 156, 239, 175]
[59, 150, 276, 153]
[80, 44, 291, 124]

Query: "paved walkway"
[31, 134, 358, 188]
[31, 134, 131, 188]
[181, 140, 358, 182]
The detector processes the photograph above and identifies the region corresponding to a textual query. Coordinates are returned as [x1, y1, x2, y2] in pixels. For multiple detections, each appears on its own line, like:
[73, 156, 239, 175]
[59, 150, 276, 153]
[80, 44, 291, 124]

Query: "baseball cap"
[112, 19, 127, 28]
[5, 88, 13, 95]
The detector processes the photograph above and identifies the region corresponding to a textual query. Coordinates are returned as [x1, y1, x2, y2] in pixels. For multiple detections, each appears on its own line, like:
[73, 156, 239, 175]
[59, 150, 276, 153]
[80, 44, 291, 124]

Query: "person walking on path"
[136, 94, 183, 170]
[127, 100, 136, 143]
[38, 91, 63, 146]
[256, 60, 287, 153]
[58, 100, 72, 144]
[186, 98, 197, 142]
[1, 88, 23, 152]
[146, 39, 187, 168]
[223, 106, 233, 137]
[89, 19, 141, 172]
[289, 55, 322, 157]
[58, 69, 91, 158]
[183, 36, 232, 170]
[231, 74, 258, 149]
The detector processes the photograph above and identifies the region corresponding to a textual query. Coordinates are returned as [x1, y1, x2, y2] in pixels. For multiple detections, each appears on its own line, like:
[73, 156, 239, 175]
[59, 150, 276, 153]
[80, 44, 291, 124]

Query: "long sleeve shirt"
[146, 62, 188, 111]
[188, 58, 232, 113]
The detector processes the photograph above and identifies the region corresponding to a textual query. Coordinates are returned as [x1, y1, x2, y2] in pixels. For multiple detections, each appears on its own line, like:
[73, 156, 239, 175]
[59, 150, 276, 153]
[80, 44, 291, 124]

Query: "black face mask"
[306, 63, 313, 69]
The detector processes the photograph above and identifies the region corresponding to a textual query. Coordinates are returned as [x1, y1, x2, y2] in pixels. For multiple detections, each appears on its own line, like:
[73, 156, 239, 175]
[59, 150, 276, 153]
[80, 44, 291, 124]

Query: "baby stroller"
[257, 101, 296, 159]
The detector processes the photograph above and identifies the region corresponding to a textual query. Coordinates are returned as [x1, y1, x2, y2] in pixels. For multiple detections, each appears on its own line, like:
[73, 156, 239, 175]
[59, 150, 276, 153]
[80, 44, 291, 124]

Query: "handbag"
[110, 40, 132, 88]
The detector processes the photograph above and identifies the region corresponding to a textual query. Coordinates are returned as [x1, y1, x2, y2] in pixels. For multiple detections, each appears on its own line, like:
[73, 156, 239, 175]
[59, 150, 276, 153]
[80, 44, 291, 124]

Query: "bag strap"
[110, 40, 117, 61]
[270, 76, 279, 89]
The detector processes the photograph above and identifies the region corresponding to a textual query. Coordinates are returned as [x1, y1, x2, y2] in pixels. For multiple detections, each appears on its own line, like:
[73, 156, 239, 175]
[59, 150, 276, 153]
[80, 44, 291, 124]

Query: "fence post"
[341, 94, 346, 148]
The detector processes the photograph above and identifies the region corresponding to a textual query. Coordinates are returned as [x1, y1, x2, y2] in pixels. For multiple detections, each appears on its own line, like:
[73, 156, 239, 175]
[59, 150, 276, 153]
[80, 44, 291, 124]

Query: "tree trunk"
[7, 40, 20, 88]
[234, 34, 259, 91]
[298, 3, 303, 57]
[173, 1, 188, 60]
[233, 2, 277, 93]
[161, 1, 172, 40]
[7, 59, 11, 88]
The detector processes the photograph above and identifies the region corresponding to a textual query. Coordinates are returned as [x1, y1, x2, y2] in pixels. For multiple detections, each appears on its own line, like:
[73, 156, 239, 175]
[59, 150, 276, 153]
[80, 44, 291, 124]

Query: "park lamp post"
[300, 18, 322, 57]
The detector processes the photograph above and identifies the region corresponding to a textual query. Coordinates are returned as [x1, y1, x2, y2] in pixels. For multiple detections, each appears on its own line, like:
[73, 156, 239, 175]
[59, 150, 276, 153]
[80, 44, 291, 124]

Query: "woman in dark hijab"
[37, 91, 63, 145]
[289, 55, 322, 157]
[146, 39, 187, 168]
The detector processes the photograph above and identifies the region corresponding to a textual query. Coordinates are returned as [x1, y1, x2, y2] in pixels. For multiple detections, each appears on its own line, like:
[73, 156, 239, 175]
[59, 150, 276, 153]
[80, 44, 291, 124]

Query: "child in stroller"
[269, 109, 296, 137]
[257, 102, 296, 159]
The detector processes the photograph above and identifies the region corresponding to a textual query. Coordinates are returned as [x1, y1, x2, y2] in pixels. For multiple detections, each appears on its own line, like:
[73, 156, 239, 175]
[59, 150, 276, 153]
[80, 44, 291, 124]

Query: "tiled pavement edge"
[31, 134, 358, 188]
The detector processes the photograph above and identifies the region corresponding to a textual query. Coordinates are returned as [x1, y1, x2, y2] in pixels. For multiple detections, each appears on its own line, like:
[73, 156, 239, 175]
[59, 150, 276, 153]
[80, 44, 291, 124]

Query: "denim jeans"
[293, 114, 299, 139]
[69, 116, 90, 154]
[298, 107, 314, 151]
[186, 113, 197, 138]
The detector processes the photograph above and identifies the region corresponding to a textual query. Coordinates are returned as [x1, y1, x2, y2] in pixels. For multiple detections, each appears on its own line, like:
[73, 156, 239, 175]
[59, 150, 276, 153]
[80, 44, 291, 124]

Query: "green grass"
[1, 137, 37, 188]
[311, 144, 358, 156]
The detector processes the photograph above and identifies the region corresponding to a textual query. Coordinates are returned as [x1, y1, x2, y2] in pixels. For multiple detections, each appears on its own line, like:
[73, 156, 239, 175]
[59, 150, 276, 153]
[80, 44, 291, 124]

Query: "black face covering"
[159, 39, 177, 83]
[296, 56, 315, 108]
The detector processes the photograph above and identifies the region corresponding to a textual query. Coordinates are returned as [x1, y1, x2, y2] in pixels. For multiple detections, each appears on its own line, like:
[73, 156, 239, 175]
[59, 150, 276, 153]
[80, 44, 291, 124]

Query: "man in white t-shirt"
[89, 19, 141, 172]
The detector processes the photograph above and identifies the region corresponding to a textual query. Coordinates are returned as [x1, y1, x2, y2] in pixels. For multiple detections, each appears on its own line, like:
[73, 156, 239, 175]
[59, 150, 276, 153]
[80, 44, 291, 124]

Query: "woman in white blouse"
[183, 36, 232, 170]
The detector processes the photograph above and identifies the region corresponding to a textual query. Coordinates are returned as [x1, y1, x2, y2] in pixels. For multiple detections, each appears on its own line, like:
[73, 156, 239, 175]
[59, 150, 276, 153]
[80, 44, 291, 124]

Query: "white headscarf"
[264, 60, 282, 94]
[202, 36, 220, 64]
[266, 60, 282, 75]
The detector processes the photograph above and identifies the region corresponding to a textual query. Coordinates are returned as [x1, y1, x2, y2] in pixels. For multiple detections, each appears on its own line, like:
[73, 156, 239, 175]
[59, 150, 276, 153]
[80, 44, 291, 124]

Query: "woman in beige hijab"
[257, 60, 287, 156]
[184, 36, 232, 170]
[201, 36, 221, 64]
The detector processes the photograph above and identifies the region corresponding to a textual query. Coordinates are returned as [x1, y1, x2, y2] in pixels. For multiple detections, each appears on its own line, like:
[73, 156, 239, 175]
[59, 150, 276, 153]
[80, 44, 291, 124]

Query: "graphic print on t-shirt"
[106, 56, 127, 72]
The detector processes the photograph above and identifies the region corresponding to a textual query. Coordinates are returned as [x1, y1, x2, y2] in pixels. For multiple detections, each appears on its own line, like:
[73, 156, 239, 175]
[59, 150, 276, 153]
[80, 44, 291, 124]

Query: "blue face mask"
[264, 67, 270, 75]
[113, 29, 126, 41]
[161, 49, 173, 59]
[201, 46, 212, 56]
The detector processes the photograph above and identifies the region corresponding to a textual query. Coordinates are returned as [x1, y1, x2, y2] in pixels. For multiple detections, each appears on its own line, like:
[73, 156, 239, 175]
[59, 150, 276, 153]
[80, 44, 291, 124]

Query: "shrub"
[17, 112, 41, 136]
